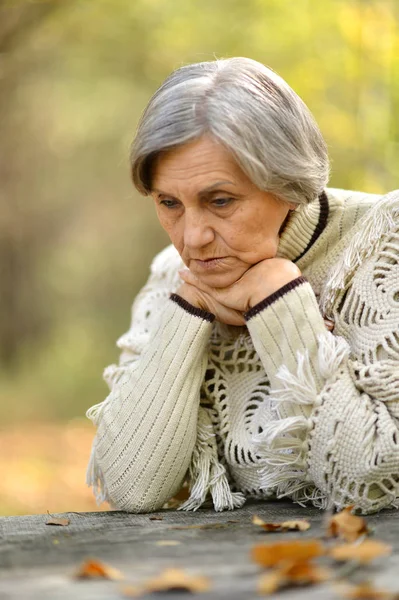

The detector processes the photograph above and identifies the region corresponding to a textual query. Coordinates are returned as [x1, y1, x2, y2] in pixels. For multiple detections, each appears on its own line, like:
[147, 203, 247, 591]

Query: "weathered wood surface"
[0, 500, 398, 599]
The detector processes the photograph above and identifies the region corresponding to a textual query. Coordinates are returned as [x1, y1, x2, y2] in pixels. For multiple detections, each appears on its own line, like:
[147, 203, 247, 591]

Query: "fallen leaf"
[155, 540, 181, 546]
[227, 520, 239, 523]
[337, 582, 399, 599]
[282, 520, 311, 531]
[149, 516, 163, 521]
[142, 568, 210, 593]
[252, 515, 310, 532]
[162, 484, 190, 509]
[330, 540, 392, 564]
[46, 517, 70, 526]
[121, 584, 140, 597]
[252, 539, 324, 567]
[327, 506, 369, 542]
[258, 560, 330, 594]
[75, 559, 124, 580]
[258, 570, 284, 594]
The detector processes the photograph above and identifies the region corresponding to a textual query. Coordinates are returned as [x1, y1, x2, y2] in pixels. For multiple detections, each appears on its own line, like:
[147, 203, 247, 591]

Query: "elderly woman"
[86, 57, 399, 515]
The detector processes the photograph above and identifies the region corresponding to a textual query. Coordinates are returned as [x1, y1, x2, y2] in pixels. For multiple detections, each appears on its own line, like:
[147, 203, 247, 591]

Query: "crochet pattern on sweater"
[86, 188, 399, 514]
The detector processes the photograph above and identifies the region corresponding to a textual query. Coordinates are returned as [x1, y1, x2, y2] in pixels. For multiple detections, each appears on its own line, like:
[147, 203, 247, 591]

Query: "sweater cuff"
[244, 276, 308, 320]
[246, 280, 329, 392]
[170, 293, 215, 323]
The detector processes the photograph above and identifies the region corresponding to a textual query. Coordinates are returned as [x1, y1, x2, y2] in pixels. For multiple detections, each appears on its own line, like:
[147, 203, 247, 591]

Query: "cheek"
[157, 215, 183, 249]
[222, 217, 281, 260]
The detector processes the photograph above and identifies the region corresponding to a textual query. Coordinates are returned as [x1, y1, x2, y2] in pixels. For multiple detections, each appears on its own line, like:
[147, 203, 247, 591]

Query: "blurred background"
[0, 0, 398, 516]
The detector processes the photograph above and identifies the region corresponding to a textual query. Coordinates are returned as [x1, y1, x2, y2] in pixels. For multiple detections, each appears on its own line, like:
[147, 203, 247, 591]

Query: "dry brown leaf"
[252, 515, 310, 532]
[282, 520, 311, 531]
[330, 540, 392, 564]
[149, 516, 163, 521]
[258, 560, 331, 594]
[162, 484, 190, 509]
[338, 582, 399, 599]
[252, 539, 324, 567]
[327, 506, 369, 542]
[75, 558, 124, 580]
[46, 517, 70, 526]
[142, 568, 210, 593]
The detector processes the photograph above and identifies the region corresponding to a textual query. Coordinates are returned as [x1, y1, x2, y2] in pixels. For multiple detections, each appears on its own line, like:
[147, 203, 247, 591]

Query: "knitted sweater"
[86, 187, 399, 514]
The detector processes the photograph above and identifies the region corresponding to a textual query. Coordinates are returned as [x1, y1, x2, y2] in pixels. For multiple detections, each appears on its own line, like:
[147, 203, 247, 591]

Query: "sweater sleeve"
[245, 266, 399, 514]
[85, 247, 215, 513]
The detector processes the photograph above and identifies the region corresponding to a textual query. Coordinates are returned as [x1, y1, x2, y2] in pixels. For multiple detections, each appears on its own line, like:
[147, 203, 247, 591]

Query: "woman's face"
[151, 136, 295, 288]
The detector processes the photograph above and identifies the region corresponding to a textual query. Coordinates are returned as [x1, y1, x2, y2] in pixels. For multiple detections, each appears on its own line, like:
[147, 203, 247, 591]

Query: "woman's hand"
[177, 258, 302, 324]
[176, 282, 246, 326]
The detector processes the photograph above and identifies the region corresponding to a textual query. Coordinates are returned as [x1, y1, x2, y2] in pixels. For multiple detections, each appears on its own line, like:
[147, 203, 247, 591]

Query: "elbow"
[87, 454, 176, 514]
[105, 487, 169, 514]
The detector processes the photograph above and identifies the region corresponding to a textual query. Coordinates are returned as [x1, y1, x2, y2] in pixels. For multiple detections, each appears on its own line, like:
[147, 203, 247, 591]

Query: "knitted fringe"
[179, 407, 246, 512]
[321, 191, 399, 317]
[85, 399, 112, 505]
[86, 398, 110, 426]
[254, 333, 350, 507]
[86, 441, 110, 505]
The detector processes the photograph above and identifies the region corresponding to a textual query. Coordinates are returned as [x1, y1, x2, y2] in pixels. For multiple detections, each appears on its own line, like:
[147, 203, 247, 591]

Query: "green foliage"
[0, 0, 398, 422]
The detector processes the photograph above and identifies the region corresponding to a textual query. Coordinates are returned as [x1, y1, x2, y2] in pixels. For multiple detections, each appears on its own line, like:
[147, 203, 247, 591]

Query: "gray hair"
[131, 57, 329, 205]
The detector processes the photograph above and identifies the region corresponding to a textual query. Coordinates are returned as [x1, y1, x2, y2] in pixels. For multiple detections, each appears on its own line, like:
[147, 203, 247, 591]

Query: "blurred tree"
[0, 0, 65, 368]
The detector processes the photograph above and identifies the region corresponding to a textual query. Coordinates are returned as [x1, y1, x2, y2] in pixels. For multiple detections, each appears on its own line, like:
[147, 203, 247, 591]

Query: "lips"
[192, 257, 227, 270]
[198, 257, 223, 262]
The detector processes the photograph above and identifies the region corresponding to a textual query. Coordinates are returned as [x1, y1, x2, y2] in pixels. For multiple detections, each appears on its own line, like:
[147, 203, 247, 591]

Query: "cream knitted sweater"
[86, 188, 399, 514]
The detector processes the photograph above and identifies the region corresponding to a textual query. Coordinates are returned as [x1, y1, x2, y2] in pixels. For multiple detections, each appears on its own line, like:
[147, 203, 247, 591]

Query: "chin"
[197, 270, 243, 289]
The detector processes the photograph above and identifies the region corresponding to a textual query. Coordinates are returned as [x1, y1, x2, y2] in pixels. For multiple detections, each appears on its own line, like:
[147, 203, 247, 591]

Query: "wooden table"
[1, 500, 398, 599]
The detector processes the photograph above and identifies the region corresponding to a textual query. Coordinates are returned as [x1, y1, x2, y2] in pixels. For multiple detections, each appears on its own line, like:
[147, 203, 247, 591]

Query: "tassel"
[86, 401, 107, 426]
[179, 406, 246, 512]
[86, 442, 109, 505]
[254, 330, 350, 508]
[274, 350, 318, 405]
[318, 334, 350, 379]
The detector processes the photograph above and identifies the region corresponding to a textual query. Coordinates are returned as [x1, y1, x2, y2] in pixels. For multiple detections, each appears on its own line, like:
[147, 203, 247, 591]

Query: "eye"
[212, 197, 234, 208]
[160, 199, 180, 209]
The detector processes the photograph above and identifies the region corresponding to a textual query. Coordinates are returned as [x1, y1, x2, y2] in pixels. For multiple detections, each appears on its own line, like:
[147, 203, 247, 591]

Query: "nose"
[183, 208, 215, 249]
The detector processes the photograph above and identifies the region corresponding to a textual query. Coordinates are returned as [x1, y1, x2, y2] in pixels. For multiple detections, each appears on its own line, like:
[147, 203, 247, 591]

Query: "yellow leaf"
[252, 515, 310, 532]
[337, 581, 398, 599]
[142, 568, 210, 593]
[258, 570, 285, 594]
[258, 560, 331, 595]
[327, 506, 369, 542]
[252, 540, 324, 567]
[330, 540, 392, 564]
[75, 558, 124, 580]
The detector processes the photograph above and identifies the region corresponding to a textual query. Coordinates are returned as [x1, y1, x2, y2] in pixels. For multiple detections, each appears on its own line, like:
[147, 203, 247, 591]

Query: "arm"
[245, 262, 399, 513]
[86, 246, 215, 513]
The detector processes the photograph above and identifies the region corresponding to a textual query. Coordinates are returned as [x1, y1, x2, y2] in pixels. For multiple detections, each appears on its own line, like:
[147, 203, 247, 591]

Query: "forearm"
[246, 278, 399, 513]
[88, 297, 214, 513]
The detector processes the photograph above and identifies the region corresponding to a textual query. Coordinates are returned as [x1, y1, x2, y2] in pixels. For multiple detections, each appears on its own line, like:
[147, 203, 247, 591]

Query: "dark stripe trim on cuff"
[170, 293, 215, 322]
[244, 276, 309, 320]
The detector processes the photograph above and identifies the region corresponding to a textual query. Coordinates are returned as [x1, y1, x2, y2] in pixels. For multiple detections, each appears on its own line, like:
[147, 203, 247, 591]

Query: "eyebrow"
[152, 180, 236, 196]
